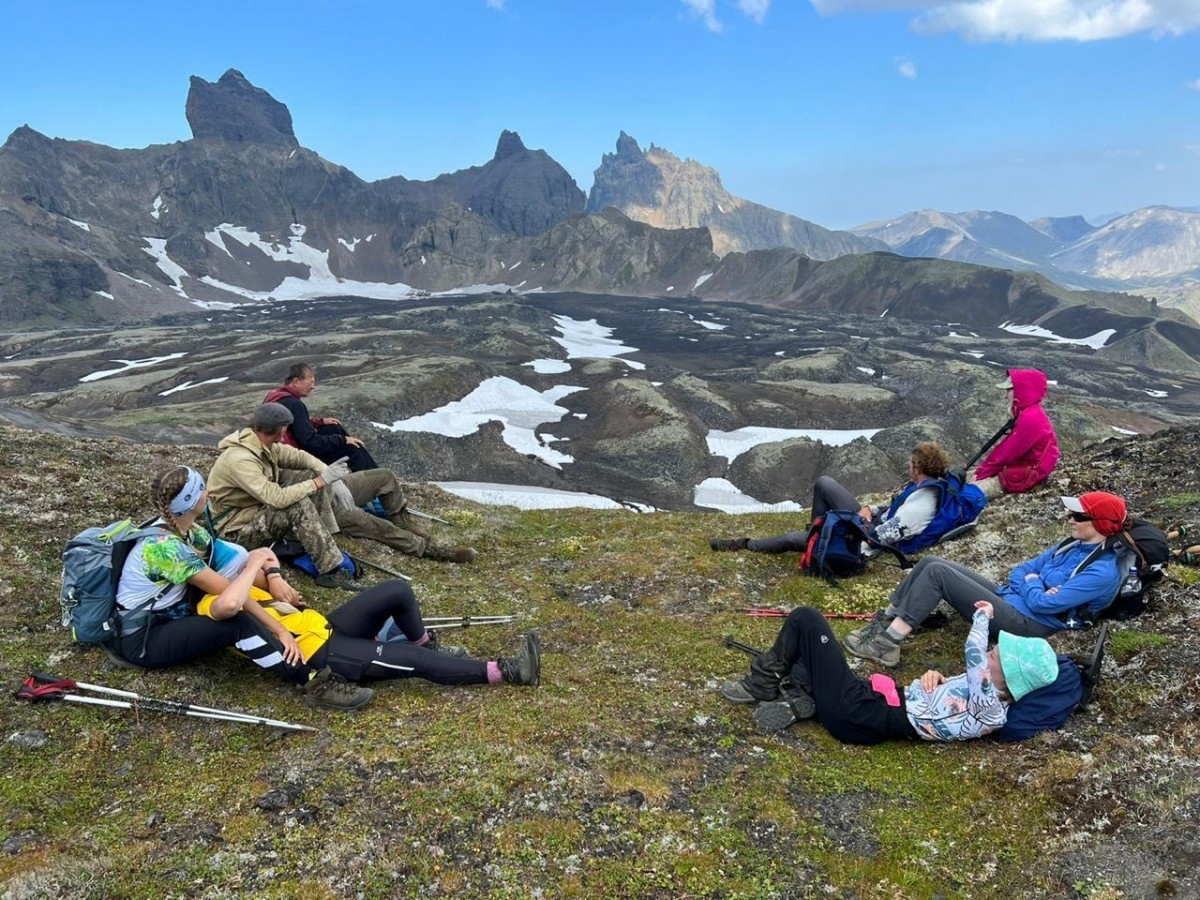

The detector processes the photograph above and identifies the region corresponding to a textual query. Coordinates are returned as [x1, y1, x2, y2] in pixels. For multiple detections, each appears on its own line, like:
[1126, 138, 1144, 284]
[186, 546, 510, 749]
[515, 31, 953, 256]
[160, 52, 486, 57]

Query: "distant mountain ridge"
[852, 205, 1200, 315]
[586, 132, 885, 259]
[1, 68, 1199, 374]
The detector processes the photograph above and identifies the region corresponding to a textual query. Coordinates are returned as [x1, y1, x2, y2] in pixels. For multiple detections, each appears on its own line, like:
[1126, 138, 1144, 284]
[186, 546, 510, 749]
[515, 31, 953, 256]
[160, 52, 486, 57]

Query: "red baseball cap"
[1061, 492, 1128, 536]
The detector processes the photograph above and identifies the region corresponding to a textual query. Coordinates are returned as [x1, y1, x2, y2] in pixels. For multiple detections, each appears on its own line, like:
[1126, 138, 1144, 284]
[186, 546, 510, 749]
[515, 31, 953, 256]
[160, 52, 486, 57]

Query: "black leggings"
[747, 476, 861, 554]
[119, 611, 311, 685]
[767, 606, 916, 745]
[315, 580, 489, 686]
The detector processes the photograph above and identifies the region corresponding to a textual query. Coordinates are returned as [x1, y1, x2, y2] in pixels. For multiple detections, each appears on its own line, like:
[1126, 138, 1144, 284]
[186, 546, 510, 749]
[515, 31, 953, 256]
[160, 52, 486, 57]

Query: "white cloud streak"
[896, 56, 919, 77]
[683, 0, 724, 31]
[810, 1, 1200, 42]
[1188, 78, 1200, 91]
[485, 0, 504, 8]
[736, 0, 772, 21]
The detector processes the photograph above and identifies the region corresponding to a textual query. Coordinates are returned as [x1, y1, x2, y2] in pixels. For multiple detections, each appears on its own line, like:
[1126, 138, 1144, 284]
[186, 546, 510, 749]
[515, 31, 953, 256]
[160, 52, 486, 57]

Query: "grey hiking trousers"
[889, 556, 1059, 639]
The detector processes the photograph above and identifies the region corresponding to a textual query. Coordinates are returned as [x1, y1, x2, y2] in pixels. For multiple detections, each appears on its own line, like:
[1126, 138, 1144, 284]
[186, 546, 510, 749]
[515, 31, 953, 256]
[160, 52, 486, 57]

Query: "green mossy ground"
[2, 425, 1198, 899]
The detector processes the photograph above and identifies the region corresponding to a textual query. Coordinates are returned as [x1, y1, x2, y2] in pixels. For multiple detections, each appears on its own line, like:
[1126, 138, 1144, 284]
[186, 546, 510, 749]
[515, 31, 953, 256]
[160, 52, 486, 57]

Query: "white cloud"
[1155, 161, 1167, 171]
[896, 55, 918, 78]
[485, 0, 504, 8]
[1188, 78, 1200, 91]
[736, 0, 772, 21]
[810, 1, 1200, 42]
[1185, 144, 1200, 156]
[683, 0, 724, 31]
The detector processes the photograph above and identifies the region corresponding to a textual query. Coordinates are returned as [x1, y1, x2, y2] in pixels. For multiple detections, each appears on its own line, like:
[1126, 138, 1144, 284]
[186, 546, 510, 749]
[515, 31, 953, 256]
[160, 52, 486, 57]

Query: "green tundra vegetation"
[2, 424, 1197, 900]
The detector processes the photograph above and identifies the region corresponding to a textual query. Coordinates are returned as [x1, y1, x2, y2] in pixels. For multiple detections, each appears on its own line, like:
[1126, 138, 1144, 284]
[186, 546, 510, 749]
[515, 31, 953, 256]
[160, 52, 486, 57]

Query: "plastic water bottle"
[1123, 564, 1142, 598]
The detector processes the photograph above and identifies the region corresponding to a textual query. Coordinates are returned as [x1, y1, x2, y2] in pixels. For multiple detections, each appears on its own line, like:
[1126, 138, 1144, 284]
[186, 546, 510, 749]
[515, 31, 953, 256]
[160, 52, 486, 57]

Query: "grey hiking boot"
[753, 690, 817, 732]
[710, 537, 749, 552]
[844, 621, 903, 668]
[304, 666, 374, 710]
[426, 628, 470, 659]
[313, 567, 361, 591]
[424, 544, 478, 564]
[721, 679, 762, 704]
[498, 632, 541, 686]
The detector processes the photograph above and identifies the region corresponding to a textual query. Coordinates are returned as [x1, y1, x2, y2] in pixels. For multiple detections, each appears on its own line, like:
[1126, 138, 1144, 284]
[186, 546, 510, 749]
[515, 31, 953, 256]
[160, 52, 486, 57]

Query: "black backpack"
[1065, 519, 1169, 625]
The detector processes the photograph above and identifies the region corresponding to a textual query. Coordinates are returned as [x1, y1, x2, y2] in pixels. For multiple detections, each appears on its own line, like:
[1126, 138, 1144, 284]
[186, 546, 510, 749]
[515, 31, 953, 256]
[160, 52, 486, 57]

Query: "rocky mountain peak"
[614, 131, 643, 160]
[494, 130, 527, 161]
[185, 69, 297, 146]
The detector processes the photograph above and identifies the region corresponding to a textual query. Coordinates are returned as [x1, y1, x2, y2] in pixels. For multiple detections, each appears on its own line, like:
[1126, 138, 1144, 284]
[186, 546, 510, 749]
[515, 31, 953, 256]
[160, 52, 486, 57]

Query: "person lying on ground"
[113, 465, 374, 710]
[969, 368, 1060, 499]
[197, 577, 541, 689]
[843, 491, 1126, 668]
[721, 601, 1058, 742]
[264, 361, 379, 472]
[710, 441, 970, 556]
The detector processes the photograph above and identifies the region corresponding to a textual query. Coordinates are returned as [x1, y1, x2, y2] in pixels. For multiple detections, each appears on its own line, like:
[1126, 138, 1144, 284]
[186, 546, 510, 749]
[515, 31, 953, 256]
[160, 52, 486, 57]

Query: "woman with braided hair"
[132, 466, 544, 691]
[114, 465, 374, 710]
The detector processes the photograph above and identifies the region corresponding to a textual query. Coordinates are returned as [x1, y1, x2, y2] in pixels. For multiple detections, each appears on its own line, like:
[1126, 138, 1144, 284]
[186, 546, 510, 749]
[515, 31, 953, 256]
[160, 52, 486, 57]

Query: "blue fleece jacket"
[996, 540, 1121, 629]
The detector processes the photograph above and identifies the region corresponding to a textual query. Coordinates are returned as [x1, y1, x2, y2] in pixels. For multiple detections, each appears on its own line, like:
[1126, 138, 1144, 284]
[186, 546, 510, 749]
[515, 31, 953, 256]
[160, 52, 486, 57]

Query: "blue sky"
[3, 1, 1197, 229]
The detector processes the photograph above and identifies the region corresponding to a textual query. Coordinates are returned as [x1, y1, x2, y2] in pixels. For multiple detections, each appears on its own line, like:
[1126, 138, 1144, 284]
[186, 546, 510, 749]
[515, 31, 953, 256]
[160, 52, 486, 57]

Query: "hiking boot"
[397, 507, 432, 540]
[710, 537, 749, 552]
[304, 666, 374, 710]
[424, 544, 478, 564]
[426, 628, 470, 659]
[844, 623, 902, 668]
[753, 689, 817, 732]
[498, 632, 541, 686]
[313, 567, 361, 591]
[720, 679, 762, 704]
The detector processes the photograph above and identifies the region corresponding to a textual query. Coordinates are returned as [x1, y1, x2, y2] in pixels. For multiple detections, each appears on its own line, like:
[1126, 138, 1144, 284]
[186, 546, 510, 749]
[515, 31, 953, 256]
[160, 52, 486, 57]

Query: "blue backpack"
[995, 655, 1083, 742]
[268, 539, 362, 581]
[881, 471, 987, 555]
[799, 510, 915, 584]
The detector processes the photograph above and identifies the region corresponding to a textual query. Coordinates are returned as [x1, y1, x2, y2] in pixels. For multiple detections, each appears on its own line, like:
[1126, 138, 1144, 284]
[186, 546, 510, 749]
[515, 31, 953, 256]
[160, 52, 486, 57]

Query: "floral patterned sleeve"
[904, 609, 1008, 741]
[141, 533, 208, 586]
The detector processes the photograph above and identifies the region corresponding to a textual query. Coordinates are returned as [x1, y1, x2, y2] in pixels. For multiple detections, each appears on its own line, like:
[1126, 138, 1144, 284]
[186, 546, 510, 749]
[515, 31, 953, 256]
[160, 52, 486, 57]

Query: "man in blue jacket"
[844, 491, 1126, 668]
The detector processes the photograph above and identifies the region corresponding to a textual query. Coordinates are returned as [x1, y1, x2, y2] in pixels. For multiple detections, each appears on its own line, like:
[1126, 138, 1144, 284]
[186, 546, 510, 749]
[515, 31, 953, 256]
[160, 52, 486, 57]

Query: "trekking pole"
[406, 508, 451, 525]
[350, 555, 412, 581]
[721, 635, 764, 657]
[422, 615, 516, 629]
[965, 416, 1016, 471]
[17, 674, 316, 732]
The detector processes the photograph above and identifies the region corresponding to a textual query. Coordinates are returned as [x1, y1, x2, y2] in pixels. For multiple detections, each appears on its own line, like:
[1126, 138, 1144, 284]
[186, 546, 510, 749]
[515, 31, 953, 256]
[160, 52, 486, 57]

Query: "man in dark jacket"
[264, 363, 378, 472]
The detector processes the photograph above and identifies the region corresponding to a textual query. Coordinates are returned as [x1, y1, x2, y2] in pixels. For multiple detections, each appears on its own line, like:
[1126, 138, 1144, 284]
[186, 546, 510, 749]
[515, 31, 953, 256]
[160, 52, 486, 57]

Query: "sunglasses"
[1069, 511, 1093, 523]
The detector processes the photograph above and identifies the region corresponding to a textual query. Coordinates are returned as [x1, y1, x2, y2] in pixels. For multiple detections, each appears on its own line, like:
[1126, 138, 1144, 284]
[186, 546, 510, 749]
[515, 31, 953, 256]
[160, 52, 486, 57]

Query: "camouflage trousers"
[334, 468, 428, 558]
[229, 477, 344, 574]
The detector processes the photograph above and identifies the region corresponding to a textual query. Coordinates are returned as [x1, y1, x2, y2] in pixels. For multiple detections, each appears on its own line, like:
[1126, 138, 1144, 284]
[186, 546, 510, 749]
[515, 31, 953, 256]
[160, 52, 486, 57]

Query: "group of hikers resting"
[83, 362, 1155, 739]
[105, 361, 541, 711]
[711, 368, 1149, 745]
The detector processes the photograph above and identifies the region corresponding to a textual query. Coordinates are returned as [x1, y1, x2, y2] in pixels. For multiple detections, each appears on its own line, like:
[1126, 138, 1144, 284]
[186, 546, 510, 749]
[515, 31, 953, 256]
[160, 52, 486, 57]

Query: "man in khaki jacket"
[207, 403, 360, 590]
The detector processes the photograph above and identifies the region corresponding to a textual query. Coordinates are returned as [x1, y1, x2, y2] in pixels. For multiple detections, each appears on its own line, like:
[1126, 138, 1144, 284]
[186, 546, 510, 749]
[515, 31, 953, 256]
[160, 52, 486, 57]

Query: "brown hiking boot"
[304, 666, 374, 710]
[397, 507, 431, 540]
[424, 544, 478, 564]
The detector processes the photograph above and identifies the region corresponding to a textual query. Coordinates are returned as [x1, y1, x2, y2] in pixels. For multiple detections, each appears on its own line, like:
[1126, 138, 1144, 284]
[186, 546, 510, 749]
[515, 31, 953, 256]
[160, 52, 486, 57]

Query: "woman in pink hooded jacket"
[970, 368, 1060, 497]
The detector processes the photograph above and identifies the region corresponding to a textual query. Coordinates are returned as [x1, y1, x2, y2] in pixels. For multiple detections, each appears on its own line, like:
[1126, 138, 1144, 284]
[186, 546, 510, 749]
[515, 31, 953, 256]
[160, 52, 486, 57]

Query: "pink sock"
[415, 632, 431, 646]
[487, 661, 502, 684]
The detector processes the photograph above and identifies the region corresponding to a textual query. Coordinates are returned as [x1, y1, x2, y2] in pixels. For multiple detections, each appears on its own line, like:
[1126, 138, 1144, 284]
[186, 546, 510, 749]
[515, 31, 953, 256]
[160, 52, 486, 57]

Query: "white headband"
[168, 467, 206, 516]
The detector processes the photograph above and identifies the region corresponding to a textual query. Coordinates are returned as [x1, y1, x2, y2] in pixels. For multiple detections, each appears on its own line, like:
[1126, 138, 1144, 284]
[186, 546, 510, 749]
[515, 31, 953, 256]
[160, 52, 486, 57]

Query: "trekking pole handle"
[32, 672, 76, 688]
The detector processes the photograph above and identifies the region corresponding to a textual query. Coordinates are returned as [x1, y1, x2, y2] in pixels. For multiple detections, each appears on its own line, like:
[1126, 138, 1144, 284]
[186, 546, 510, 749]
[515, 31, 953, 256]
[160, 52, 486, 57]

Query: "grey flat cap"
[252, 402, 294, 429]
